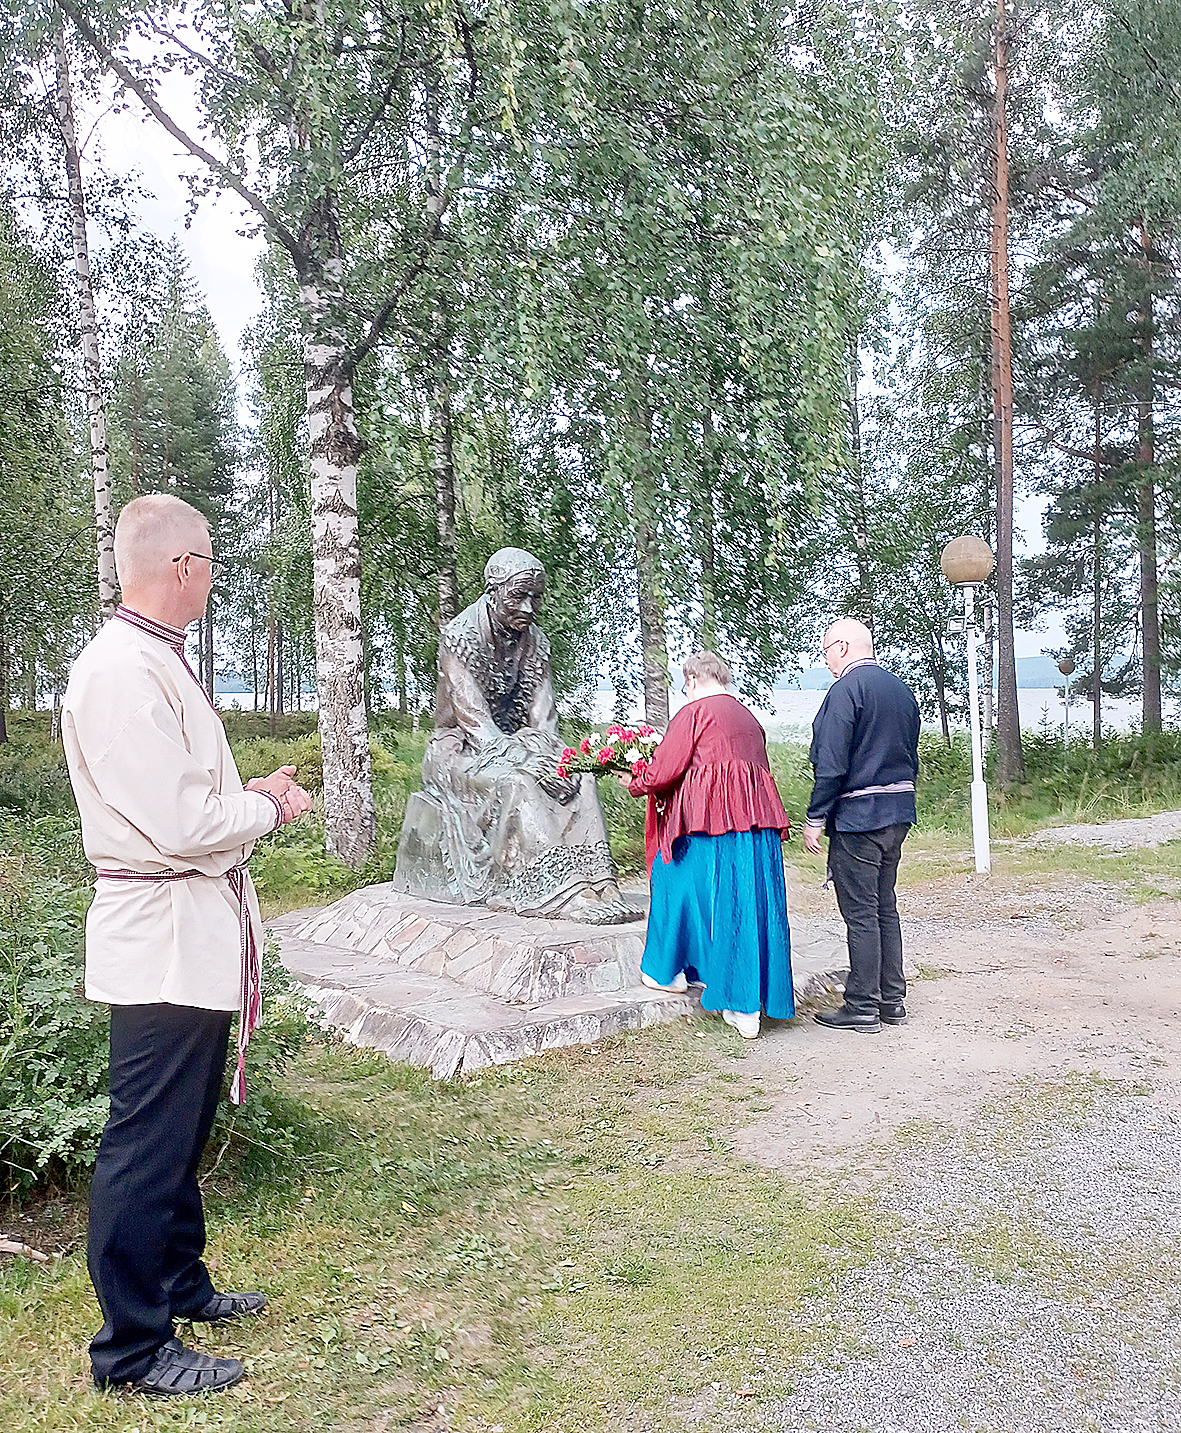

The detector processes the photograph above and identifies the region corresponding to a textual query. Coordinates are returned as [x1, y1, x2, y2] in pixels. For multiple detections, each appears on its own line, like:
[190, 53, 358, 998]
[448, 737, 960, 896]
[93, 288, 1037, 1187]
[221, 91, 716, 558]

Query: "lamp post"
[1058, 656, 1076, 744]
[941, 536, 995, 874]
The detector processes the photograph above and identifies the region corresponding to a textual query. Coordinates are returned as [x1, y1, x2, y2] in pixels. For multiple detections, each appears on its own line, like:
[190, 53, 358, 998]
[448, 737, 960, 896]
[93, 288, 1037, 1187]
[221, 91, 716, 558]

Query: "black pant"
[88, 1003, 231, 1385]
[828, 825, 909, 1015]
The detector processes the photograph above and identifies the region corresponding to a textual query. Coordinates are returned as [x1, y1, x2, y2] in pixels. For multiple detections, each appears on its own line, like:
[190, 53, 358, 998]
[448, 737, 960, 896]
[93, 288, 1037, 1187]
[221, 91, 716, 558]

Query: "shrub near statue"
[394, 548, 637, 925]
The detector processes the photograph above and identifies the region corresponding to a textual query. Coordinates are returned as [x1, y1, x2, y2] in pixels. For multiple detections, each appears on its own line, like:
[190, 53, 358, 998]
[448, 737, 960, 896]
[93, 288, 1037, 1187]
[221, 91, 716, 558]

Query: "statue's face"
[490, 572, 544, 633]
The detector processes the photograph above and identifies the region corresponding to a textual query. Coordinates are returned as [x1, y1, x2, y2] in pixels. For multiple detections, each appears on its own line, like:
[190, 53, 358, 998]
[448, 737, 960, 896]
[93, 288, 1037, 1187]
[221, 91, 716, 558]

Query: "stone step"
[280, 937, 696, 1077]
[273, 916, 851, 1078]
[280, 885, 650, 1005]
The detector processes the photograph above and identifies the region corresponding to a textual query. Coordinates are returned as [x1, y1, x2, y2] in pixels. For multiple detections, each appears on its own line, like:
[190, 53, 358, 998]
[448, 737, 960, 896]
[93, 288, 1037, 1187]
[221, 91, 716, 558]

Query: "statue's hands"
[538, 771, 580, 804]
[472, 729, 578, 801]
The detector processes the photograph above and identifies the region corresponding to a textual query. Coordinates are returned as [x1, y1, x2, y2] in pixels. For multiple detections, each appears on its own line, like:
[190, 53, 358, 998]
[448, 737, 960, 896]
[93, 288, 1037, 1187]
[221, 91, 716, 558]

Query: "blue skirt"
[640, 828, 795, 1020]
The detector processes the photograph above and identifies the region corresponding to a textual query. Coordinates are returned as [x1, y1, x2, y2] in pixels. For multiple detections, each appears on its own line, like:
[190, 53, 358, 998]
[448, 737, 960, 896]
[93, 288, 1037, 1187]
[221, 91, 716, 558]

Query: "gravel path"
[1030, 809, 1181, 850]
[768, 1085, 1181, 1433]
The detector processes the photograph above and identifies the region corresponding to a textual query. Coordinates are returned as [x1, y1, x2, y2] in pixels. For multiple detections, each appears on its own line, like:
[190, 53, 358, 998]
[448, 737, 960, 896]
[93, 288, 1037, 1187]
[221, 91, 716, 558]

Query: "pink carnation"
[597, 747, 614, 765]
[557, 764, 571, 779]
[630, 758, 647, 777]
[637, 724, 655, 738]
[561, 746, 576, 761]
[579, 736, 593, 755]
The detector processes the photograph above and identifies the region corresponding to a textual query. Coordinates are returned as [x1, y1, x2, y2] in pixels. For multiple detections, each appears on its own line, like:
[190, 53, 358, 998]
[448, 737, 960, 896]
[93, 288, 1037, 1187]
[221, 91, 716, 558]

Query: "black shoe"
[814, 1006, 881, 1033]
[879, 1002, 907, 1025]
[183, 1290, 267, 1323]
[110, 1339, 244, 1396]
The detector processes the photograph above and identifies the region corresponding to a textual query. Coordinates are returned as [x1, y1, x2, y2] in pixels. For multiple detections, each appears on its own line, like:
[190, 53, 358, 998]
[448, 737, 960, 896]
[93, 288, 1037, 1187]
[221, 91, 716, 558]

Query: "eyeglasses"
[173, 552, 227, 579]
[821, 639, 847, 656]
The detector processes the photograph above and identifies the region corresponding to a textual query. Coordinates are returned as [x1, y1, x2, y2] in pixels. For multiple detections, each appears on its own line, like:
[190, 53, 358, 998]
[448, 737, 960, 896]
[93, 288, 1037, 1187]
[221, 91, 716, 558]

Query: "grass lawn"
[0, 1021, 870, 1432]
[3, 710, 1180, 1428]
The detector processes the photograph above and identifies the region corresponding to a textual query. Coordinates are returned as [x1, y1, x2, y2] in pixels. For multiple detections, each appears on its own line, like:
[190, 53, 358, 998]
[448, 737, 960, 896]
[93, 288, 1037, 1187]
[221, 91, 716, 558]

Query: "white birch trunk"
[300, 255, 375, 867]
[425, 70, 458, 625]
[54, 21, 117, 620]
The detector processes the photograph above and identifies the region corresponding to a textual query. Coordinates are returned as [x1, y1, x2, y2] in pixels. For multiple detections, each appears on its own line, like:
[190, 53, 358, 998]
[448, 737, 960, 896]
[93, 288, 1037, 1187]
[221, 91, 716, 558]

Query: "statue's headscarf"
[484, 547, 545, 590]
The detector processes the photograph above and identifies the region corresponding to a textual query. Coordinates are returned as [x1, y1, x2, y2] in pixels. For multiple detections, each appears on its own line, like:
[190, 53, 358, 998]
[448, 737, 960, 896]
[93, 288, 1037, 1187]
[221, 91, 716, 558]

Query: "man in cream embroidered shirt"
[63, 608, 282, 1011]
[62, 493, 312, 1396]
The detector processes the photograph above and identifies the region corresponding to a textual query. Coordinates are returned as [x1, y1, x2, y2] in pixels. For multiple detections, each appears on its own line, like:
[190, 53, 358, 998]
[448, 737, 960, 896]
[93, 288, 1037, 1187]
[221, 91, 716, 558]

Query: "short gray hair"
[683, 650, 733, 687]
[114, 494, 209, 591]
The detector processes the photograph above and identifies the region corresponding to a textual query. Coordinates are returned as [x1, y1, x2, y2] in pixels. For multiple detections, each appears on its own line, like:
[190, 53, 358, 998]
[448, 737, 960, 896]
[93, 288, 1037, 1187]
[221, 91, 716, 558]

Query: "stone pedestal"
[268, 883, 852, 1077]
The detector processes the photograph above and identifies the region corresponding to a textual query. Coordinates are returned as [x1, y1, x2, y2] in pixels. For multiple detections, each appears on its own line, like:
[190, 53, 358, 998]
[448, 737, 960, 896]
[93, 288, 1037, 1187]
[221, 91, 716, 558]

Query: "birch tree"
[53, 0, 502, 864]
[51, 17, 116, 619]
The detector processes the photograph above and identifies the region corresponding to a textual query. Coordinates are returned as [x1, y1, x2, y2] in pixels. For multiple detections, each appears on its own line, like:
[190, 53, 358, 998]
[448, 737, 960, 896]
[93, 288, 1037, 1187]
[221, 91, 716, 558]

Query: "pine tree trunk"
[847, 338, 873, 628]
[697, 408, 718, 651]
[251, 610, 259, 713]
[299, 205, 375, 867]
[431, 376, 459, 625]
[931, 641, 951, 746]
[631, 396, 669, 728]
[1137, 222, 1161, 735]
[0, 593, 8, 745]
[980, 367, 993, 756]
[991, 0, 1025, 788]
[276, 620, 285, 716]
[53, 20, 117, 620]
[267, 596, 277, 737]
[1093, 377, 1103, 750]
[395, 628, 408, 717]
[204, 609, 214, 702]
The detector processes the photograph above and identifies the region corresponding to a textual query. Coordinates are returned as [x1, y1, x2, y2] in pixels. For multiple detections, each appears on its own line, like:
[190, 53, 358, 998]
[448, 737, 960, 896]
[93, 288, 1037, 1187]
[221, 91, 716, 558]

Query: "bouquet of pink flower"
[557, 723, 661, 780]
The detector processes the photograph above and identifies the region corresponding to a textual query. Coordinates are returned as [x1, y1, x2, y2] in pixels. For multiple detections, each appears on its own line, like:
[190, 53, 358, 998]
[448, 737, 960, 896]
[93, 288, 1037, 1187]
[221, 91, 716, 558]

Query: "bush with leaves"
[0, 814, 317, 1197]
[0, 843, 109, 1195]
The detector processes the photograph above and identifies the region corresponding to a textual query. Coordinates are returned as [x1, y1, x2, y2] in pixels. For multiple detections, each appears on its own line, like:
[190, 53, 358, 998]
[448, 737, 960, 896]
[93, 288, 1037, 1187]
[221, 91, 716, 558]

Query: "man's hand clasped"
[246, 765, 312, 824]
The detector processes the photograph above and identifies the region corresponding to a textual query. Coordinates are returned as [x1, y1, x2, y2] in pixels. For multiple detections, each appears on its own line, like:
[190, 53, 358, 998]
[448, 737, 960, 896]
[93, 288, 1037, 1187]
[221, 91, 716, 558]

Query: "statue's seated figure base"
[393, 548, 638, 926]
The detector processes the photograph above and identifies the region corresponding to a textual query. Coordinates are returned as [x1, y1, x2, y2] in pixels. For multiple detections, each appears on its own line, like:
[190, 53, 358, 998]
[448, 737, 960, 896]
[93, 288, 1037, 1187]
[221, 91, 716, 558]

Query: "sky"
[89, 79, 1064, 664]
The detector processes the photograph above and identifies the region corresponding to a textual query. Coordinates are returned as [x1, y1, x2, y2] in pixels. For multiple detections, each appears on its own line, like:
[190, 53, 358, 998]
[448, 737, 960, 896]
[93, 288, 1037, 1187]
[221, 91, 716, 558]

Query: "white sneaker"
[722, 1009, 760, 1039]
[640, 970, 688, 993]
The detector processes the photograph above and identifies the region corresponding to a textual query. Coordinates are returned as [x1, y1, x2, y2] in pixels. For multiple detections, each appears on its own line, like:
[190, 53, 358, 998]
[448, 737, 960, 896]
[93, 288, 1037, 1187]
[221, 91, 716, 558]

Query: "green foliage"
[247, 736, 419, 912]
[0, 196, 94, 705]
[0, 836, 107, 1195]
[0, 743, 329, 1197]
[233, 731, 326, 791]
[0, 739, 77, 816]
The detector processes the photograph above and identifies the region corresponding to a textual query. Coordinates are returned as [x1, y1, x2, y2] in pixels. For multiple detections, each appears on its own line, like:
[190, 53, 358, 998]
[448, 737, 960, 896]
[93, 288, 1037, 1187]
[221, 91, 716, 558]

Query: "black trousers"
[88, 1003, 231, 1385]
[828, 824, 909, 1015]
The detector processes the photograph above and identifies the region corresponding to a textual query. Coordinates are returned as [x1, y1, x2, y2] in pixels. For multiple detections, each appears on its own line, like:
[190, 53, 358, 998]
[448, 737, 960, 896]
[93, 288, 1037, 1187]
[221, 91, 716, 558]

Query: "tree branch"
[340, 19, 409, 167]
[343, 8, 481, 373]
[1028, 422, 1121, 469]
[52, 0, 308, 272]
[343, 219, 440, 373]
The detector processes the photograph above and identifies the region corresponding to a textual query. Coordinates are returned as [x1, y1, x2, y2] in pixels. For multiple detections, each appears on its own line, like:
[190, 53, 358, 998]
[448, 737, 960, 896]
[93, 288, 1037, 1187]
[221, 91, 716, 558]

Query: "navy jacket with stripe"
[805, 659, 921, 834]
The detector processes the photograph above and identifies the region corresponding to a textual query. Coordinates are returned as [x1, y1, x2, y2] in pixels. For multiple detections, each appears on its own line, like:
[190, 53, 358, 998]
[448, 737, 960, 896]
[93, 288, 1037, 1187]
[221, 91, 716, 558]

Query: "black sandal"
[123, 1339, 244, 1396]
[185, 1289, 268, 1323]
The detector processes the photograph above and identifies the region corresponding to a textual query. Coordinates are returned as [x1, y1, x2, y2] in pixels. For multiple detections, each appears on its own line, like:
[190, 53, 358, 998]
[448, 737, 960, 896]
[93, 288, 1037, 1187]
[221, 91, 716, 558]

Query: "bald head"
[114, 494, 209, 593]
[822, 618, 874, 676]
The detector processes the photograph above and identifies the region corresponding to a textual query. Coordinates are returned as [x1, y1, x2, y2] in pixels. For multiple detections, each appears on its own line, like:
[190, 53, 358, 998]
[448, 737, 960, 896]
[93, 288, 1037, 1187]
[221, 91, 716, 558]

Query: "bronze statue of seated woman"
[393, 548, 637, 924]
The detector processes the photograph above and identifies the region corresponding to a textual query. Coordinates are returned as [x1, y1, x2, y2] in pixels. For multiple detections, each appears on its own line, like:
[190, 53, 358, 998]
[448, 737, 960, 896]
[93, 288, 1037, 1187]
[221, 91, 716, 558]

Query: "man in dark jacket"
[804, 619, 921, 1033]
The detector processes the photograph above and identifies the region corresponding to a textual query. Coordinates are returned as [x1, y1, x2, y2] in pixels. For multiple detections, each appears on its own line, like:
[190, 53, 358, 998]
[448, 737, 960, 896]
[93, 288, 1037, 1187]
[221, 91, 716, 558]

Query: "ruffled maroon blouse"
[627, 693, 789, 869]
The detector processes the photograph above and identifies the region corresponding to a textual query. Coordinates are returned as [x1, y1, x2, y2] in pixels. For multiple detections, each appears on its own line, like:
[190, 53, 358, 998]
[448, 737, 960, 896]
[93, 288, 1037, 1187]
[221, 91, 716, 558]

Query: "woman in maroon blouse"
[625, 652, 794, 1037]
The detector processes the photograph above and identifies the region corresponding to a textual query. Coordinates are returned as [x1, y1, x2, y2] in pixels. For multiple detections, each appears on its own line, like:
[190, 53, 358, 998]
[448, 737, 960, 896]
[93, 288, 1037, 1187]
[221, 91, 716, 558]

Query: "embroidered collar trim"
[114, 605, 189, 654]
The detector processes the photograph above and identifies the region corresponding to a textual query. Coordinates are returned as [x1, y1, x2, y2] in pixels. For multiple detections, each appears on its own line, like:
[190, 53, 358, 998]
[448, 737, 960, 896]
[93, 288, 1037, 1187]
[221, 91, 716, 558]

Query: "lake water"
[589, 688, 1176, 739]
[215, 684, 1174, 737]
